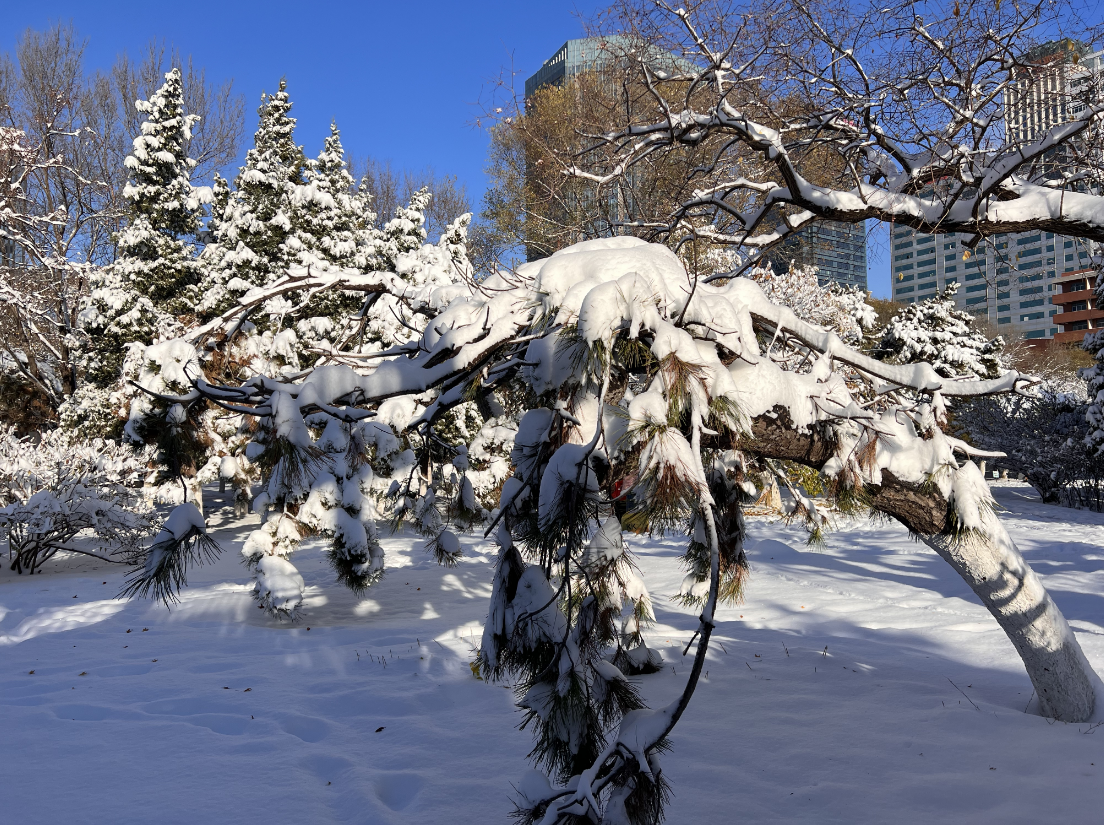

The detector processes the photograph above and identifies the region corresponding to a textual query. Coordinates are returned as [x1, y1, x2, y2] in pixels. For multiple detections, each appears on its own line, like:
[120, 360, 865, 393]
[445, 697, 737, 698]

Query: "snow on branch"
[565, 0, 1104, 261]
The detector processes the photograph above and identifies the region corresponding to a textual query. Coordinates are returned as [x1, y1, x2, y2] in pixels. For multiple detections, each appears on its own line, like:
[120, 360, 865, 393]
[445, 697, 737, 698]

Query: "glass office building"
[768, 220, 868, 291]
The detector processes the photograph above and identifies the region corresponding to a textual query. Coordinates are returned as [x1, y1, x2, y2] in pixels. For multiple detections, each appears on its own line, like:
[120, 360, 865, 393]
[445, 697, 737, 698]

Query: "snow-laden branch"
[568, 0, 1104, 252]
[122, 234, 1098, 824]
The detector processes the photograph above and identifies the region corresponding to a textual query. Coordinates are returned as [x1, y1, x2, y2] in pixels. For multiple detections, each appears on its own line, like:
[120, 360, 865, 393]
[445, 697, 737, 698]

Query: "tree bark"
[739, 408, 1099, 722]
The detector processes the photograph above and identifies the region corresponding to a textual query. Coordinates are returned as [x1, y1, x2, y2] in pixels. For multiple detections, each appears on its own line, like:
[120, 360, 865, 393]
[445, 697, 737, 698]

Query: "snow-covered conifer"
[291, 122, 372, 269]
[79, 68, 208, 388]
[197, 79, 306, 318]
[875, 283, 1003, 379]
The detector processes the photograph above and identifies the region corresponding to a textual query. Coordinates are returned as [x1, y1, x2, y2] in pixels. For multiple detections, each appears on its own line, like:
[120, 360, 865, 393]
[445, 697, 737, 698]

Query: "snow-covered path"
[2, 484, 1102, 823]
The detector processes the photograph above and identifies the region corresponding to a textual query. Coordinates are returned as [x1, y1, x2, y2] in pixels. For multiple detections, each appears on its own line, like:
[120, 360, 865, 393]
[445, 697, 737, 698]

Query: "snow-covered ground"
[2, 483, 1102, 824]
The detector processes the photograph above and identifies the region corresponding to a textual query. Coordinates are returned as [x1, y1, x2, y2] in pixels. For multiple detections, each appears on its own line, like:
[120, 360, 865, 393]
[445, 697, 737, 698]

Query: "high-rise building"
[888, 224, 1089, 340]
[890, 42, 1103, 342]
[768, 221, 868, 291]
[1006, 39, 1093, 145]
[525, 38, 630, 100]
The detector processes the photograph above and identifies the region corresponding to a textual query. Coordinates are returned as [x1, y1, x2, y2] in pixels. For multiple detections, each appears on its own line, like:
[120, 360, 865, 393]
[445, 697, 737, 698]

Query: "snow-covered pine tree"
[123, 235, 1103, 824]
[196, 79, 306, 319]
[75, 68, 208, 415]
[875, 283, 1003, 380]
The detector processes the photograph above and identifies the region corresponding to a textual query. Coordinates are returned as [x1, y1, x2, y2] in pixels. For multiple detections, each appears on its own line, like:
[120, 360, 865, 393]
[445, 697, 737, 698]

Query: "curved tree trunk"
[922, 528, 1096, 721]
[741, 409, 1100, 722]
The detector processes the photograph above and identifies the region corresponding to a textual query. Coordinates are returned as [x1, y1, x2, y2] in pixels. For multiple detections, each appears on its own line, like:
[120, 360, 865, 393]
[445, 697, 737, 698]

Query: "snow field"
[1, 483, 1102, 823]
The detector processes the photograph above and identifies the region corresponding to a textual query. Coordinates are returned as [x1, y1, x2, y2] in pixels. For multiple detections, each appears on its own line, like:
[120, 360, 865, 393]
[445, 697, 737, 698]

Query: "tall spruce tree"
[79, 67, 206, 388]
[286, 122, 377, 358]
[197, 79, 306, 318]
[292, 122, 373, 269]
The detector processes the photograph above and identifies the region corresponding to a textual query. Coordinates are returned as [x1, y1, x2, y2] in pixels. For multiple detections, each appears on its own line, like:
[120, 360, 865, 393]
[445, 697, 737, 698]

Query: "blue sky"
[1, 0, 890, 296]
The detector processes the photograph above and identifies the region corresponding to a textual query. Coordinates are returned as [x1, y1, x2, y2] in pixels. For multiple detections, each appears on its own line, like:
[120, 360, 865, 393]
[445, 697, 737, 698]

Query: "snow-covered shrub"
[1079, 264, 1104, 454]
[960, 383, 1104, 510]
[747, 263, 876, 346]
[0, 428, 155, 574]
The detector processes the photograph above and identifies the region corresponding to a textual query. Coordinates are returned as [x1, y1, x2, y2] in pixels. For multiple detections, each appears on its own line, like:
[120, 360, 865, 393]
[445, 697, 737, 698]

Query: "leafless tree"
[570, 0, 1104, 274]
[0, 24, 119, 418]
[350, 154, 471, 241]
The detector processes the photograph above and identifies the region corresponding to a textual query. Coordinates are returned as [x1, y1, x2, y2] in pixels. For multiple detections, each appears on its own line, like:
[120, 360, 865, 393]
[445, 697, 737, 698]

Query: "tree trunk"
[738, 409, 1100, 722]
[923, 528, 1097, 721]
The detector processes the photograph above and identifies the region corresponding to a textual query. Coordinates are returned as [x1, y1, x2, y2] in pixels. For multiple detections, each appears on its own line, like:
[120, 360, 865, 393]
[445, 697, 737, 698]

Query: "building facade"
[889, 224, 1097, 339]
[525, 38, 626, 100]
[890, 42, 1103, 342]
[768, 220, 868, 291]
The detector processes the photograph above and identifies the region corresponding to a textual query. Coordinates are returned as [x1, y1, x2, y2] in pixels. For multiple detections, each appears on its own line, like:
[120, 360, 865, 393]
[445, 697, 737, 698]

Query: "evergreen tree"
[79, 67, 206, 388]
[197, 79, 306, 318]
[875, 283, 1003, 380]
[292, 122, 373, 269]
